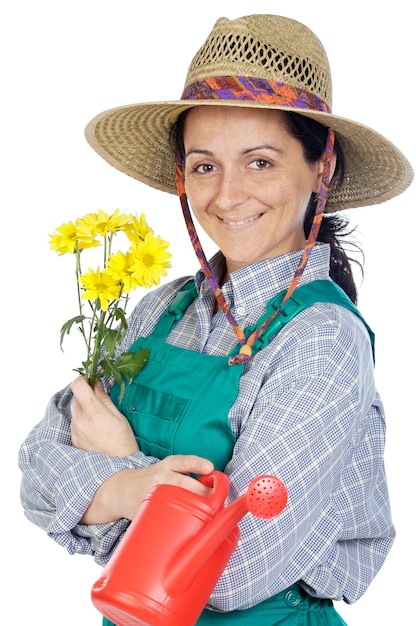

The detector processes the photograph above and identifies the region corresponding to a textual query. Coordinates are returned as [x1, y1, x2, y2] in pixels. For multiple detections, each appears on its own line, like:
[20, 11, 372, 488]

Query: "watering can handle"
[197, 470, 230, 510]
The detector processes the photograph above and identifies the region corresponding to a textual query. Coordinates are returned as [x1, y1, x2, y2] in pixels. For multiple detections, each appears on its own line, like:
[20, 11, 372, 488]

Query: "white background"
[1, 1, 414, 624]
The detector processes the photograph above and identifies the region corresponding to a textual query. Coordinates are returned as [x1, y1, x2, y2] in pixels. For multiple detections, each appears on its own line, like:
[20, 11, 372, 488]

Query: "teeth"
[222, 214, 260, 226]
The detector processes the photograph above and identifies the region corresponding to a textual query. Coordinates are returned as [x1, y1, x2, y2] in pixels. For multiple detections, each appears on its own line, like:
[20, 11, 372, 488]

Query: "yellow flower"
[130, 232, 172, 288]
[76, 209, 130, 238]
[123, 212, 154, 244]
[106, 250, 139, 294]
[53, 208, 172, 392]
[49, 221, 100, 254]
[78, 267, 121, 312]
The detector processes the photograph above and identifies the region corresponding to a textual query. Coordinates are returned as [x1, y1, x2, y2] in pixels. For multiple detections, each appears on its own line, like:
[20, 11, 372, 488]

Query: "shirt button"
[284, 589, 301, 607]
[236, 306, 245, 316]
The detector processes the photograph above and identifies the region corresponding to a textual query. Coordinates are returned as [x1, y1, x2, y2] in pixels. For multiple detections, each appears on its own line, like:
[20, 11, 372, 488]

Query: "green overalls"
[103, 279, 371, 626]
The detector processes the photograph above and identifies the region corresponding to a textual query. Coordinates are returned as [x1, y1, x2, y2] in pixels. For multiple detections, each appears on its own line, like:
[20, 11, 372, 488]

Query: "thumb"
[167, 454, 214, 477]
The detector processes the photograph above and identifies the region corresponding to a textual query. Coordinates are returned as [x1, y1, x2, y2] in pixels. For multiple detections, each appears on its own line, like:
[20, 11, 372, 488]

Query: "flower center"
[142, 253, 154, 267]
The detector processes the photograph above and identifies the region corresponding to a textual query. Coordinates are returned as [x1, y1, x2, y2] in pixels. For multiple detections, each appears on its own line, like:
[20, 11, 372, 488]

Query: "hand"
[71, 376, 139, 457]
[81, 454, 215, 523]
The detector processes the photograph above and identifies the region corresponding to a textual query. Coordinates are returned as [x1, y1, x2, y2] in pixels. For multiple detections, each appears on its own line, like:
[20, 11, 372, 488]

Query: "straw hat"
[85, 14, 413, 211]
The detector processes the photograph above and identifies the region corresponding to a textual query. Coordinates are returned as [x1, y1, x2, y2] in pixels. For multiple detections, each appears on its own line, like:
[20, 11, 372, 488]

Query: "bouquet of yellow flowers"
[49, 209, 171, 397]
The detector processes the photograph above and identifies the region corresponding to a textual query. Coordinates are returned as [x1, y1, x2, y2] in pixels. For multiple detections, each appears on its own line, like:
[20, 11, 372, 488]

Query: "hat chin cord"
[174, 128, 335, 365]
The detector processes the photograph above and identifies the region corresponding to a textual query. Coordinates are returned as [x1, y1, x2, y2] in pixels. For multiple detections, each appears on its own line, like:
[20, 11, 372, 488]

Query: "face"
[183, 106, 327, 275]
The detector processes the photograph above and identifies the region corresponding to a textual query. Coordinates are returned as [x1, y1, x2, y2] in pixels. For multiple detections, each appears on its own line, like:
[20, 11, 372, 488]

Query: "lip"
[219, 213, 263, 228]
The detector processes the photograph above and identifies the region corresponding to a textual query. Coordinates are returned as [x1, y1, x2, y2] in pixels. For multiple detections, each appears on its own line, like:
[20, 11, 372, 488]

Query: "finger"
[71, 376, 90, 398]
[94, 379, 110, 402]
[71, 376, 101, 410]
[70, 396, 80, 417]
[94, 378, 103, 389]
[165, 454, 214, 476]
[93, 380, 123, 417]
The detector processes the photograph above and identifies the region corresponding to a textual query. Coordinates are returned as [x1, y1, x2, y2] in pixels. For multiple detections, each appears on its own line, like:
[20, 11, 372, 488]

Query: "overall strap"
[150, 278, 375, 362]
[234, 279, 375, 362]
[151, 278, 197, 339]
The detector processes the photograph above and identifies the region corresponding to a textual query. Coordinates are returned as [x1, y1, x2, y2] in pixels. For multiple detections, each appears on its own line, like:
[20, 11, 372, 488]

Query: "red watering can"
[91, 471, 288, 626]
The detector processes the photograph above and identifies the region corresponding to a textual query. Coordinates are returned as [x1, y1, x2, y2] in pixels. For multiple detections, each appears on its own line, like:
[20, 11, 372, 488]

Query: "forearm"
[18, 384, 157, 561]
[19, 385, 214, 564]
[79, 468, 146, 524]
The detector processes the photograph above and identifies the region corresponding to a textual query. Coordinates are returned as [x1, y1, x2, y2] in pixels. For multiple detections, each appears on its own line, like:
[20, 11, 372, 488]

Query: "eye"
[192, 163, 217, 174]
[248, 158, 271, 170]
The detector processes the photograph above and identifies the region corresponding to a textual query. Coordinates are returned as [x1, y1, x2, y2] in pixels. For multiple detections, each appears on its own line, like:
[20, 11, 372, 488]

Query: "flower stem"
[88, 308, 106, 389]
[75, 245, 90, 353]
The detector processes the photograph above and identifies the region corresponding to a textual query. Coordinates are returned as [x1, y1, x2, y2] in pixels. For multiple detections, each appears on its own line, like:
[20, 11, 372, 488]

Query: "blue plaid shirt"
[19, 243, 394, 611]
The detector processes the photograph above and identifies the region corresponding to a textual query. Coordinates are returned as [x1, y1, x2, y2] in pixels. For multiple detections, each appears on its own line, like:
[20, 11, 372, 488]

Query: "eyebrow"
[244, 145, 282, 153]
[185, 145, 284, 158]
[185, 149, 213, 158]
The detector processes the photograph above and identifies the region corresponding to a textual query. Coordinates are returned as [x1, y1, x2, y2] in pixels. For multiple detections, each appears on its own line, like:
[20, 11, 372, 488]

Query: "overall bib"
[103, 279, 370, 626]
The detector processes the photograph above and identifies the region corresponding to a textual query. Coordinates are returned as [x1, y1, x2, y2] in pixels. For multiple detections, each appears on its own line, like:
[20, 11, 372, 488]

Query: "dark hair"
[171, 109, 362, 304]
[284, 112, 362, 304]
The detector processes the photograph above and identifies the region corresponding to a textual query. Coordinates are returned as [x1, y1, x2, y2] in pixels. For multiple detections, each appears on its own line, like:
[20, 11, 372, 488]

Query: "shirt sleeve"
[207, 304, 394, 610]
[17, 279, 185, 565]
[18, 382, 158, 565]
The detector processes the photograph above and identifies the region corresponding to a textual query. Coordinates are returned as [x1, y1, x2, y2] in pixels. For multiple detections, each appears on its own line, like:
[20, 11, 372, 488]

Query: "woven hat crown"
[85, 14, 413, 210]
[186, 15, 332, 109]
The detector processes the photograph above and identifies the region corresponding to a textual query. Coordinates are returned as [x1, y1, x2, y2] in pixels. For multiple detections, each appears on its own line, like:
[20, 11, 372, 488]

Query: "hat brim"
[85, 99, 413, 211]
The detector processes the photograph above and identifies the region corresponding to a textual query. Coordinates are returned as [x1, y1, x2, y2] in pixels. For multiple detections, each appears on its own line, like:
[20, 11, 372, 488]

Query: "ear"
[313, 150, 337, 193]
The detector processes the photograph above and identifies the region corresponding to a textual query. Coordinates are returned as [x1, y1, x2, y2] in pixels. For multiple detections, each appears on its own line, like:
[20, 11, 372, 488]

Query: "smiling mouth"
[220, 214, 263, 226]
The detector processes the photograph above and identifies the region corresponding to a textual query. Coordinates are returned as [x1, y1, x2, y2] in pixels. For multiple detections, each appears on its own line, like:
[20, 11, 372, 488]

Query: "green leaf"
[100, 357, 126, 399]
[100, 348, 150, 402]
[115, 349, 150, 381]
[60, 315, 86, 350]
[113, 306, 128, 330]
[82, 357, 92, 370]
[103, 328, 120, 358]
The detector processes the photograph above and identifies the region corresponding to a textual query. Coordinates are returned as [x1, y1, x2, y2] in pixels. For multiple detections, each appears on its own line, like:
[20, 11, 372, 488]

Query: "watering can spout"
[164, 474, 288, 596]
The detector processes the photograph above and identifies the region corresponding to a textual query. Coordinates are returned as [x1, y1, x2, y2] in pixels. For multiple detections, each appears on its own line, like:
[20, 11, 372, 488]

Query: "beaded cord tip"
[239, 344, 252, 357]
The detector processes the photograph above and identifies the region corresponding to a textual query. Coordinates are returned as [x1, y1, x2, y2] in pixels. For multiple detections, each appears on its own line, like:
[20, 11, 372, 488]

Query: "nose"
[214, 169, 248, 211]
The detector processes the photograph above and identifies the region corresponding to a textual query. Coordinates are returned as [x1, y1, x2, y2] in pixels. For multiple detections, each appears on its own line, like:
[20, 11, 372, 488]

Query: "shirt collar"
[195, 243, 331, 312]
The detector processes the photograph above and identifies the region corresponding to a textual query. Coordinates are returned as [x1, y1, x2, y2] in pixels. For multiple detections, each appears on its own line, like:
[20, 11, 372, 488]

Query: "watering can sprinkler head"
[244, 474, 289, 518]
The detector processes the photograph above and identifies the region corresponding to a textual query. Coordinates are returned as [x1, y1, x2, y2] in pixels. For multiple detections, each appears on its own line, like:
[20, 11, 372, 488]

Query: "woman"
[19, 14, 413, 625]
